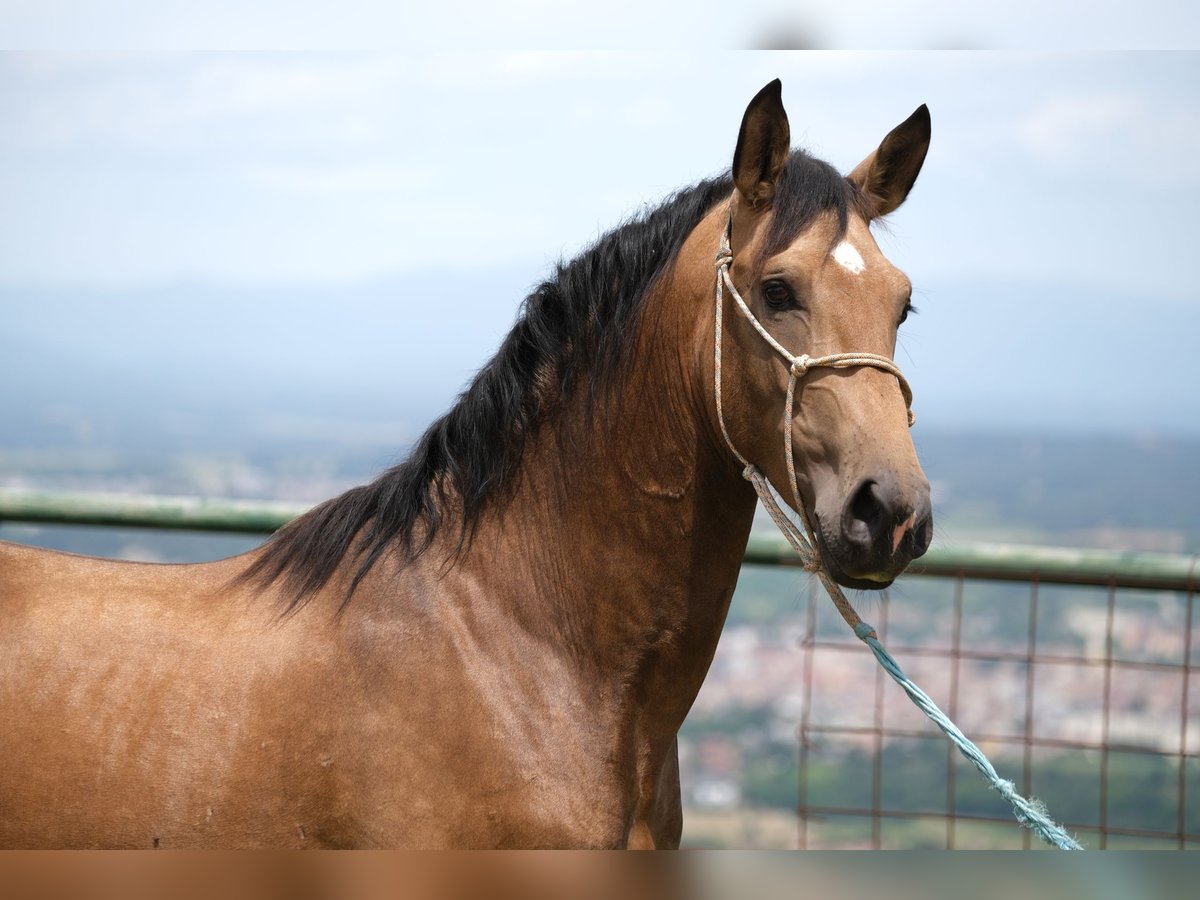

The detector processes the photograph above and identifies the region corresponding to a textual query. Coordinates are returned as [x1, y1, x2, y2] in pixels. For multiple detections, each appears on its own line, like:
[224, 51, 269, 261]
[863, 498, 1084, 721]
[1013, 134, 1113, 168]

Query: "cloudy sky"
[2, 51, 1198, 438]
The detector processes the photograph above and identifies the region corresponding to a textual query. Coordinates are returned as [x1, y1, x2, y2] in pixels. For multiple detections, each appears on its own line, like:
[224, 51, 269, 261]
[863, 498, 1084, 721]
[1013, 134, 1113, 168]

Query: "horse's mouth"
[811, 520, 897, 592]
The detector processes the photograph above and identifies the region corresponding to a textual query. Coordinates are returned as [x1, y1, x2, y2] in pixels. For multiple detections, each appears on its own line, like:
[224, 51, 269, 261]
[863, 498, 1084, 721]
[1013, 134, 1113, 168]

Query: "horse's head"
[716, 80, 932, 590]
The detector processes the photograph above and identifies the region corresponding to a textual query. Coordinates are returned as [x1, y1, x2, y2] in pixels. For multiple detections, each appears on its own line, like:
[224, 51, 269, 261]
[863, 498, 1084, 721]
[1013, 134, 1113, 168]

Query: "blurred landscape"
[3, 406, 1196, 559]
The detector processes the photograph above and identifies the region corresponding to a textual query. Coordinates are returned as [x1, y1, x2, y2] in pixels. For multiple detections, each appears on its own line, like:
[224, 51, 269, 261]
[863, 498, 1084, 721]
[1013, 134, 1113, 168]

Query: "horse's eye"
[899, 301, 917, 326]
[763, 279, 798, 312]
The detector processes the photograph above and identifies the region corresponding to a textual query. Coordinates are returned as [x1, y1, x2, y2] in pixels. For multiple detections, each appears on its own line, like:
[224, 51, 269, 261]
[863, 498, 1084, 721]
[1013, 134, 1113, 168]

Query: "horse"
[0, 80, 933, 848]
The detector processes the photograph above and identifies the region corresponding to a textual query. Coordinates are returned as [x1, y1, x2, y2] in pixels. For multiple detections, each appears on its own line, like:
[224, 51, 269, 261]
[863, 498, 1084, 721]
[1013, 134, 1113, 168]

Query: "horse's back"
[0, 540, 668, 847]
[0, 541, 268, 687]
[0, 540, 343, 847]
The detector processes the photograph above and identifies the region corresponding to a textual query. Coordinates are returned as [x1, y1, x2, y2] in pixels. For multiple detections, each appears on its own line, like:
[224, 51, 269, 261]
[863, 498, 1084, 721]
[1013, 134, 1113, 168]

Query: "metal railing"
[2, 490, 1196, 849]
[3, 490, 1194, 591]
[0, 490, 309, 534]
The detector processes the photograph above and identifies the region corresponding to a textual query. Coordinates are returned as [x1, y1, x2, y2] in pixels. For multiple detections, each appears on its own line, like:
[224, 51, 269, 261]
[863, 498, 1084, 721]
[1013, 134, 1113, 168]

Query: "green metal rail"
[0, 491, 307, 535]
[744, 531, 1197, 592]
[0, 491, 1195, 592]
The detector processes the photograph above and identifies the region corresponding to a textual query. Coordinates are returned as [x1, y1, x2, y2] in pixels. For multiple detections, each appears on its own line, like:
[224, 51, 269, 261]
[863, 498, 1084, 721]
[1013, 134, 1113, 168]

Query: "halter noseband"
[712, 212, 915, 632]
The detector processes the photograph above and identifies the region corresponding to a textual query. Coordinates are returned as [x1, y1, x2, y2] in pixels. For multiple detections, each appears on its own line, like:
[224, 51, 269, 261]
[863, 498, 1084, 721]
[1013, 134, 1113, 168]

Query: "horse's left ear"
[847, 104, 931, 218]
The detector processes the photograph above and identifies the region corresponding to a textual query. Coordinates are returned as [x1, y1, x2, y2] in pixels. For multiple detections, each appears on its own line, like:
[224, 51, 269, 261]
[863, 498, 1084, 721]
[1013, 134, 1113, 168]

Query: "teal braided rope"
[852, 621, 1084, 850]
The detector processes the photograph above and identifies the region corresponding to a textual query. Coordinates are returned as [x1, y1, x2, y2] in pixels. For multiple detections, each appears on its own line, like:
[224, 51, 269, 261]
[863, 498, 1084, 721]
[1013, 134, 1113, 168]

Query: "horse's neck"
[450, 214, 757, 736]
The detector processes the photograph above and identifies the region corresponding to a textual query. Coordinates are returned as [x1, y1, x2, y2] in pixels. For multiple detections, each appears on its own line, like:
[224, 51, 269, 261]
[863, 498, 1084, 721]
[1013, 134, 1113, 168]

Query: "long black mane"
[244, 152, 864, 609]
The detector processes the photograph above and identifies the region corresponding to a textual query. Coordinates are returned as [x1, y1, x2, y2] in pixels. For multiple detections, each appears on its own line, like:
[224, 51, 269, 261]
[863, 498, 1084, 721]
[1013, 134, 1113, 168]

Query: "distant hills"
[915, 430, 1199, 552]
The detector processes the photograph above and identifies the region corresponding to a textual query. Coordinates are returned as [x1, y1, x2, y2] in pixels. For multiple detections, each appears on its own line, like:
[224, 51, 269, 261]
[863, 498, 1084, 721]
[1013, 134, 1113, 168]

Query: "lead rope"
[713, 222, 1082, 850]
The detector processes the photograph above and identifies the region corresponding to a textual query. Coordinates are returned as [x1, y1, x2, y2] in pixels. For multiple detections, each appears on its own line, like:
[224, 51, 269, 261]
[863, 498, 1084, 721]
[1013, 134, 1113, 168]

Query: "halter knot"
[790, 355, 811, 377]
[714, 251, 733, 271]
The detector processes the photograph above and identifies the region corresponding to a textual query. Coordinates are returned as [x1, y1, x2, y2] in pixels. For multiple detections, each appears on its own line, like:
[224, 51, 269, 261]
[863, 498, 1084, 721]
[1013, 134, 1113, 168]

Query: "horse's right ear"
[733, 79, 790, 209]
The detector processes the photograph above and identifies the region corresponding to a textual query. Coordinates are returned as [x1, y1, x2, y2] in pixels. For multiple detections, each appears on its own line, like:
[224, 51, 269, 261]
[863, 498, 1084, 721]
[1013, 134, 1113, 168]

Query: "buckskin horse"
[0, 81, 933, 848]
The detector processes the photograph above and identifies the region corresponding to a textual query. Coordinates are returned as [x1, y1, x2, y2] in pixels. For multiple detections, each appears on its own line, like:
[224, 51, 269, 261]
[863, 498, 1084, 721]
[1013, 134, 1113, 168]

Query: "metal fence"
[2, 491, 1196, 849]
[752, 534, 1199, 850]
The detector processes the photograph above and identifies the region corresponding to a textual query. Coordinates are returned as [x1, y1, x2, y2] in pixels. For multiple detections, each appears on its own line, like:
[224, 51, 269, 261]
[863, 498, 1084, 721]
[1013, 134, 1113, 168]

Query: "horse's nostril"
[854, 487, 883, 528]
[845, 480, 885, 546]
[911, 514, 934, 558]
[854, 480, 885, 522]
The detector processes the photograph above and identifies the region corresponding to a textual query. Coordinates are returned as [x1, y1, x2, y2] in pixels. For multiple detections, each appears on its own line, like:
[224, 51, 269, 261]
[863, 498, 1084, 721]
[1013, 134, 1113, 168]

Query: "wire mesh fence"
[795, 570, 1198, 849]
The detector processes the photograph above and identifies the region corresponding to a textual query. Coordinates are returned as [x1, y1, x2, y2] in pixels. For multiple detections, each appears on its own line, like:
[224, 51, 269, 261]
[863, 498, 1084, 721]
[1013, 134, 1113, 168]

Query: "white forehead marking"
[831, 240, 866, 275]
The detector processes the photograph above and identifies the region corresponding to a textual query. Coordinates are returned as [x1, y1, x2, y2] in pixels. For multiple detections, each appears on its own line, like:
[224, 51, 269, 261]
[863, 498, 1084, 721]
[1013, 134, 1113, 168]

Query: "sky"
[2, 51, 1198, 442]
[2, 2, 1198, 51]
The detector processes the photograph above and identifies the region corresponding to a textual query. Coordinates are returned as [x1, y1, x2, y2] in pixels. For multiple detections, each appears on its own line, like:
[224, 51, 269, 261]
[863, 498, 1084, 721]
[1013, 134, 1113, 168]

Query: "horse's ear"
[847, 104, 931, 218]
[733, 79, 791, 208]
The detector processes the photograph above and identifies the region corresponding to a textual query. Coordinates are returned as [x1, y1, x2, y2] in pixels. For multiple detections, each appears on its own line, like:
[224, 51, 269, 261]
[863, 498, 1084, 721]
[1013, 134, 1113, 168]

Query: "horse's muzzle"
[816, 476, 933, 590]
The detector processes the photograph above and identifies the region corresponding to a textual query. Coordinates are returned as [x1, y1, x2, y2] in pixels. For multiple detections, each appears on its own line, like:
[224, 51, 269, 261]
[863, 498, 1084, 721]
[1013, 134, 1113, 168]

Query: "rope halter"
[712, 214, 916, 635]
[711, 212, 1083, 850]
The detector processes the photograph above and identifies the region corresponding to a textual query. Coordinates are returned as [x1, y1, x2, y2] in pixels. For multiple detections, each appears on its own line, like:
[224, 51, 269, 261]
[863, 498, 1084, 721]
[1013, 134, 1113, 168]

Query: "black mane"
[243, 152, 863, 610]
